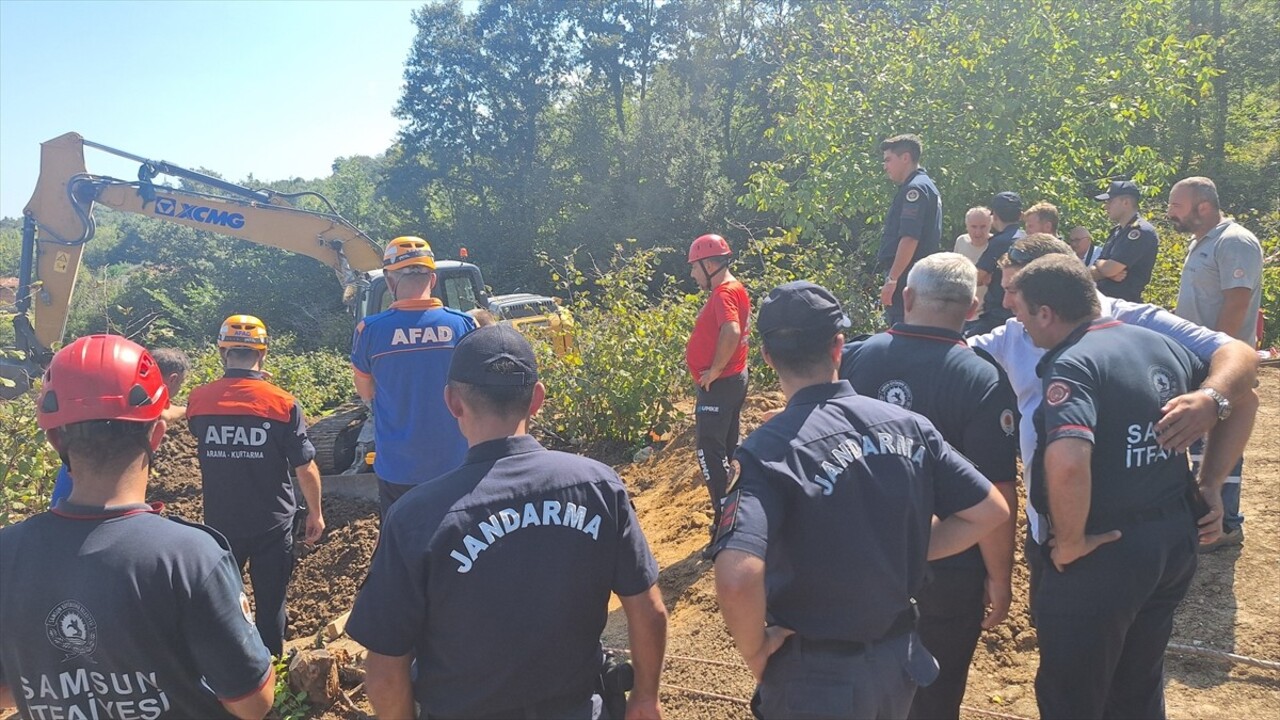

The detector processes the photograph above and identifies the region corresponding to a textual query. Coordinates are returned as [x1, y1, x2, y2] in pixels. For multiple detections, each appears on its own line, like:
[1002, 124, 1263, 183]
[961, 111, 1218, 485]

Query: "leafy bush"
[530, 234, 881, 448]
[185, 339, 355, 417]
[0, 382, 61, 525]
[533, 244, 700, 448]
[734, 229, 881, 387]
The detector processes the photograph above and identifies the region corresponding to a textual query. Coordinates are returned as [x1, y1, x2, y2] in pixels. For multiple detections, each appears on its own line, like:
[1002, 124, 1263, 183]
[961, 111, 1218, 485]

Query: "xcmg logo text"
[154, 197, 246, 229]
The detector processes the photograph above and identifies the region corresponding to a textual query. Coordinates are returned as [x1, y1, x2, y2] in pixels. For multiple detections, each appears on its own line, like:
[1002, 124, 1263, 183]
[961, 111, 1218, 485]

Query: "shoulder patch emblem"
[1045, 381, 1071, 406]
[878, 379, 913, 409]
[1000, 408, 1016, 436]
[1150, 365, 1176, 403]
[240, 592, 255, 624]
[1128, 229, 1141, 240]
[46, 599, 97, 660]
[905, 188, 921, 203]
[1233, 268, 1245, 279]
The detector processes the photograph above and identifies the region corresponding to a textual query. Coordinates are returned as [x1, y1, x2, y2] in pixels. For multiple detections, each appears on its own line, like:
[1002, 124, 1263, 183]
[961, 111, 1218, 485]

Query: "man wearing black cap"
[965, 191, 1024, 337]
[713, 281, 1009, 719]
[347, 325, 668, 720]
[1091, 180, 1159, 301]
[878, 134, 943, 326]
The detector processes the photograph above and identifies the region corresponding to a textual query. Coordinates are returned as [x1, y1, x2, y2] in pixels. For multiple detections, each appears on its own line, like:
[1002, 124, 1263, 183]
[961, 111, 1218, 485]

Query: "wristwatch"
[1199, 387, 1232, 421]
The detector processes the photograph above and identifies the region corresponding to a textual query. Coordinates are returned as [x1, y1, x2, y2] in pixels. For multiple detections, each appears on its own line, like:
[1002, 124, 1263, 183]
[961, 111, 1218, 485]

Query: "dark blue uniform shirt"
[712, 381, 993, 643]
[1096, 215, 1159, 302]
[878, 168, 943, 272]
[1031, 319, 1208, 530]
[0, 503, 271, 719]
[976, 223, 1022, 323]
[841, 325, 1018, 570]
[346, 435, 659, 718]
[188, 369, 316, 539]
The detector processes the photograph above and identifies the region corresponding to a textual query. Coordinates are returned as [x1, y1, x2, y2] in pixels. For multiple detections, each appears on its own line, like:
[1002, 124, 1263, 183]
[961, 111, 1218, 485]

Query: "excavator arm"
[9, 132, 382, 380]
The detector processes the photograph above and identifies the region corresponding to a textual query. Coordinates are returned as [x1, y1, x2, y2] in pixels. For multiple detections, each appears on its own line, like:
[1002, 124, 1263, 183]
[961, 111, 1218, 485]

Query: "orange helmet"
[383, 236, 436, 271]
[37, 334, 169, 431]
[218, 314, 269, 351]
[688, 234, 732, 263]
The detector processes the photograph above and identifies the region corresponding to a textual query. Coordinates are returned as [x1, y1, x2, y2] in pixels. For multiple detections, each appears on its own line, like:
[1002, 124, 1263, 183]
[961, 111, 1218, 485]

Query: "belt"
[791, 601, 919, 656]
[1085, 492, 1189, 534]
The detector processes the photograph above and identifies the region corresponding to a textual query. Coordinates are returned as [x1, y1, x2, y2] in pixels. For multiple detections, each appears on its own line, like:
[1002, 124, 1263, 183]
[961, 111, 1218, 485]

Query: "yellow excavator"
[3, 132, 488, 480]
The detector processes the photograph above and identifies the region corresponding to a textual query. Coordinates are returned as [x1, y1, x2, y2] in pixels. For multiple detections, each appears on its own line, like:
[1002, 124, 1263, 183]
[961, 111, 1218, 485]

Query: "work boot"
[1199, 526, 1244, 553]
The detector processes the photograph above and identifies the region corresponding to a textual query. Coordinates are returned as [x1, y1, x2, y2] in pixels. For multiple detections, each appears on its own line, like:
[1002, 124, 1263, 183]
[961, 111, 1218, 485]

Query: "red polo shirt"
[686, 280, 749, 381]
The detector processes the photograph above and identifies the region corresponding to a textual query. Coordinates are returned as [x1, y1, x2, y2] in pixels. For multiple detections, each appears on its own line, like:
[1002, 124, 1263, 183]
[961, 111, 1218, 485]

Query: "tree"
[748, 0, 1219, 248]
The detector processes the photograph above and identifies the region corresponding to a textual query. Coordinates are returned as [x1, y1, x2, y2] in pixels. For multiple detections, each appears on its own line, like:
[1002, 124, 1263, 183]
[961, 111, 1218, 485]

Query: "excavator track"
[309, 402, 368, 476]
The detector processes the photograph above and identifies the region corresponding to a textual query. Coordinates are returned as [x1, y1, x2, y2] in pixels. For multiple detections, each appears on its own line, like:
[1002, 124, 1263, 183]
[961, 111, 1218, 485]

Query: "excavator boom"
[10, 132, 382, 376]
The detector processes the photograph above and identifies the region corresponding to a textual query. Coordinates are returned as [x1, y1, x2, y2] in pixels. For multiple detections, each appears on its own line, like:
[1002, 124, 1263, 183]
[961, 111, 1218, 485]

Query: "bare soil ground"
[142, 370, 1280, 717]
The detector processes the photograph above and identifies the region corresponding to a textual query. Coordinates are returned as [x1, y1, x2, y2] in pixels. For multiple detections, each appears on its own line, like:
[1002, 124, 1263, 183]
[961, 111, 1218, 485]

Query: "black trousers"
[228, 525, 295, 657]
[695, 371, 747, 528]
[1025, 527, 1046, 619]
[1033, 513, 1197, 719]
[378, 477, 416, 519]
[908, 564, 986, 720]
[754, 632, 937, 719]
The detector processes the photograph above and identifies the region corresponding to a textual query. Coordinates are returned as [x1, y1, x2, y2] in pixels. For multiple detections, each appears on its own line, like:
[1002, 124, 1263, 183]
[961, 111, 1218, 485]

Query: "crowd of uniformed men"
[0, 132, 1265, 720]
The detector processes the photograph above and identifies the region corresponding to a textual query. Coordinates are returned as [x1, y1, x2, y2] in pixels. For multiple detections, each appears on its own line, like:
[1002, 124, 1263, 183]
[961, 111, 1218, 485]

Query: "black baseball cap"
[1095, 180, 1140, 201]
[448, 325, 538, 387]
[990, 191, 1023, 220]
[757, 281, 851, 339]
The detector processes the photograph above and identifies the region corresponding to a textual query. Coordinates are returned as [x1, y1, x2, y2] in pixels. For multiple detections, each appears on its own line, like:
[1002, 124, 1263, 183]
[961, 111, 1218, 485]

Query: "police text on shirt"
[451, 500, 602, 573]
[812, 432, 925, 496]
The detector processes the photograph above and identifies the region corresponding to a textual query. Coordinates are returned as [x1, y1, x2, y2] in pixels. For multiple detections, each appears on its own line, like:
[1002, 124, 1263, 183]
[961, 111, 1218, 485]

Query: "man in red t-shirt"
[686, 234, 750, 550]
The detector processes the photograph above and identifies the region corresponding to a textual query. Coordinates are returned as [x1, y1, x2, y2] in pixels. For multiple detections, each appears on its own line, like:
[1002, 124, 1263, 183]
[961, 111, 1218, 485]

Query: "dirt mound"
[289, 497, 380, 638]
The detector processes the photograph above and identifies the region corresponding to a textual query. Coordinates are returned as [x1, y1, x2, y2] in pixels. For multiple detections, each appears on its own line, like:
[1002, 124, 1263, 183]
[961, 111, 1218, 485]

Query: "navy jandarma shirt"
[1031, 319, 1207, 530]
[878, 168, 943, 273]
[0, 503, 271, 719]
[1096, 215, 1159, 302]
[187, 369, 316, 538]
[346, 435, 658, 719]
[712, 381, 993, 643]
[975, 222, 1022, 324]
[841, 325, 1018, 571]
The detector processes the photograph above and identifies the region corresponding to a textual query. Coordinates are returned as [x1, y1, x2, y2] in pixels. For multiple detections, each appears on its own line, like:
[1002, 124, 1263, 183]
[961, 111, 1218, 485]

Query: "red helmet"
[688, 234, 732, 263]
[37, 334, 169, 431]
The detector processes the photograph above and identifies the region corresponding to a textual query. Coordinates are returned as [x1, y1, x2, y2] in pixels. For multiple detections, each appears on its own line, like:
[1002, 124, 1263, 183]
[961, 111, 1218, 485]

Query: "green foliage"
[0, 384, 60, 525]
[533, 244, 700, 446]
[734, 229, 880, 386]
[186, 340, 355, 415]
[269, 655, 310, 720]
[748, 0, 1217, 246]
[185, 341, 354, 418]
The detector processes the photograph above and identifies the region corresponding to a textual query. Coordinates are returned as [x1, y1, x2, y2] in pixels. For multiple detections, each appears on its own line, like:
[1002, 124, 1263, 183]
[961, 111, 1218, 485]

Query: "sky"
[0, 0, 432, 219]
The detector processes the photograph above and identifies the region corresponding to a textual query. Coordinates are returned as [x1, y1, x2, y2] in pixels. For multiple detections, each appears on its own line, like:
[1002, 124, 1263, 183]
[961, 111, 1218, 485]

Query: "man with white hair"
[841, 252, 1018, 720]
[953, 207, 992, 304]
[1168, 176, 1263, 551]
